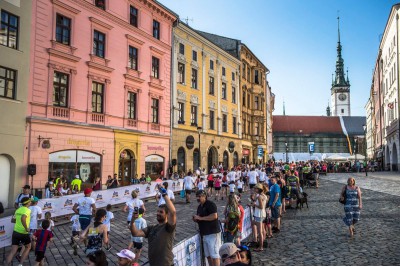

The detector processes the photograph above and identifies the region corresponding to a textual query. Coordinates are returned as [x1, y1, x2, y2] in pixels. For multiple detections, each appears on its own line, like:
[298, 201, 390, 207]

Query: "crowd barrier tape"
[0, 179, 183, 249]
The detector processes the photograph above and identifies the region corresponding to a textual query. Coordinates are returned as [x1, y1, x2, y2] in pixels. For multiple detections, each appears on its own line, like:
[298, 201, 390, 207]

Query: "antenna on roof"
[183, 16, 193, 25]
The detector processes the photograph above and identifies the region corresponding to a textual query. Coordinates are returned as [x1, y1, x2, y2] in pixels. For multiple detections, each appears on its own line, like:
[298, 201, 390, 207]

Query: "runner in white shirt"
[183, 172, 194, 203]
[123, 191, 145, 224]
[157, 182, 175, 206]
[248, 168, 259, 189]
[72, 188, 96, 231]
[259, 169, 266, 183]
[197, 177, 206, 190]
[227, 168, 236, 183]
[236, 178, 244, 193]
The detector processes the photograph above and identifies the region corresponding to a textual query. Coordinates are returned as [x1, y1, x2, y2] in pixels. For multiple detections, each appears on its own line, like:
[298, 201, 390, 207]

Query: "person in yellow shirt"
[6, 197, 32, 265]
[71, 175, 82, 192]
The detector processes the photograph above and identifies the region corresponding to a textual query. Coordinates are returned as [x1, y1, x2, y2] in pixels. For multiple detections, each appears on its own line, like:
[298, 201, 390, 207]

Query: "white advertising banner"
[77, 151, 101, 163]
[0, 216, 13, 249]
[172, 234, 202, 266]
[49, 150, 76, 163]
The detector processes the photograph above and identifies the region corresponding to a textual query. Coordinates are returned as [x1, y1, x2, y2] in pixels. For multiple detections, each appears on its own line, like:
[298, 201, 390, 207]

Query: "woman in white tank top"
[251, 183, 267, 252]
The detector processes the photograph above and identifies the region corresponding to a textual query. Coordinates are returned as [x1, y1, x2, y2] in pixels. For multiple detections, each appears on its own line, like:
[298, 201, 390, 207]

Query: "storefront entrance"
[119, 150, 136, 186]
[207, 146, 218, 172]
[177, 147, 186, 174]
[145, 154, 164, 179]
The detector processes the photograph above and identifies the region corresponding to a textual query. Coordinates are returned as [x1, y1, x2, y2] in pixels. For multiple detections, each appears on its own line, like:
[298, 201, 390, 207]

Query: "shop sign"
[49, 150, 76, 163]
[242, 149, 250, 155]
[77, 151, 101, 163]
[186, 135, 195, 149]
[67, 138, 91, 146]
[147, 146, 164, 151]
[145, 155, 164, 162]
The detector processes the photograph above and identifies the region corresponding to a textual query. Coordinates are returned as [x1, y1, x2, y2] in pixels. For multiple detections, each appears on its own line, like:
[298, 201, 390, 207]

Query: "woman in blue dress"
[340, 177, 362, 237]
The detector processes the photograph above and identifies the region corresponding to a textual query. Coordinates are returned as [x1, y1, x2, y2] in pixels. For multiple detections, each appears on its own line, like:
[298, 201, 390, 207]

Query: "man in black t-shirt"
[193, 190, 221, 266]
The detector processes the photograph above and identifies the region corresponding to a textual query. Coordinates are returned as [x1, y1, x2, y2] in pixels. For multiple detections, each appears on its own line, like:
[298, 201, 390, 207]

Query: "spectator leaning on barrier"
[130, 184, 176, 266]
[193, 189, 222, 266]
[6, 197, 32, 265]
[71, 175, 82, 192]
[73, 188, 96, 234]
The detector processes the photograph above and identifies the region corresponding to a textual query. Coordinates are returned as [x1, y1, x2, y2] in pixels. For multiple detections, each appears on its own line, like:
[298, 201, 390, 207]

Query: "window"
[222, 67, 226, 76]
[341, 109, 344, 114]
[178, 102, 184, 123]
[129, 46, 138, 70]
[153, 20, 160, 39]
[0, 66, 17, 99]
[232, 72, 235, 81]
[95, 0, 105, 10]
[209, 76, 214, 95]
[190, 105, 197, 126]
[192, 50, 197, 61]
[247, 65, 250, 81]
[92, 82, 104, 113]
[151, 98, 159, 123]
[242, 92, 246, 107]
[152, 56, 160, 78]
[222, 83, 227, 100]
[255, 96, 259, 110]
[55, 14, 71, 45]
[222, 114, 227, 132]
[255, 122, 259, 135]
[93, 30, 105, 58]
[247, 93, 250, 108]
[191, 68, 197, 89]
[243, 119, 246, 134]
[127, 92, 136, 119]
[179, 43, 184, 55]
[242, 64, 246, 78]
[255, 70, 259, 84]
[209, 110, 215, 130]
[130, 6, 138, 27]
[247, 118, 250, 134]
[210, 60, 214, 70]
[53, 71, 68, 107]
[233, 116, 237, 134]
[178, 63, 185, 84]
[232, 87, 236, 104]
[0, 10, 19, 49]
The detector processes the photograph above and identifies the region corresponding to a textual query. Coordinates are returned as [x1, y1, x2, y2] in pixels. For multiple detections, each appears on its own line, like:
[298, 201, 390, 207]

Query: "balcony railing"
[127, 119, 137, 127]
[91, 113, 104, 123]
[50, 106, 69, 119]
[151, 123, 160, 130]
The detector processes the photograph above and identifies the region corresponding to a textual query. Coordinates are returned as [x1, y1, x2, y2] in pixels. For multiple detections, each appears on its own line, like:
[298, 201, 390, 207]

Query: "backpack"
[225, 206, 240, 233]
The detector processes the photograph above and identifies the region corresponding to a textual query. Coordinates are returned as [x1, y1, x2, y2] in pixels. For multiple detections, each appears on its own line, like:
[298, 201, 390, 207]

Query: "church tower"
[331, 17, 351, 116]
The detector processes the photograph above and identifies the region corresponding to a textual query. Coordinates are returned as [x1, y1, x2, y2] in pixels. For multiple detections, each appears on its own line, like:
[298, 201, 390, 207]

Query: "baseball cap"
[32, 197, 39, 202]
[75, 175, 80, 178]
[84, 188, 93, 195]
[219, 242, 239, 260]
[196, 190, 206, 196]
[22, 185, 31, 189]
[116, 249, 135, 261]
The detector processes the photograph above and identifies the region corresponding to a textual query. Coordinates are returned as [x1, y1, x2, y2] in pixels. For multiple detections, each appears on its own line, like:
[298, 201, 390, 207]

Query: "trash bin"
[35, 189, 43, 199]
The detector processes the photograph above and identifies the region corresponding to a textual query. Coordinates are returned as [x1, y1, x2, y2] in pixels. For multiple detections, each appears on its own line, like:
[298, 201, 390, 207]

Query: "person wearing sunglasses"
[219, 242, 249, 266]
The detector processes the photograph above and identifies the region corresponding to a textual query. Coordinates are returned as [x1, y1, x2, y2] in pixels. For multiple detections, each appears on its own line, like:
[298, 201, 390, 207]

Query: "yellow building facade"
[171, 22, 242, 174]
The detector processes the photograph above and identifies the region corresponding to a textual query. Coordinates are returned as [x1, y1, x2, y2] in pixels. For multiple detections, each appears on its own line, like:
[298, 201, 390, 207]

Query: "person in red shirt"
[33, 220, 54, 266]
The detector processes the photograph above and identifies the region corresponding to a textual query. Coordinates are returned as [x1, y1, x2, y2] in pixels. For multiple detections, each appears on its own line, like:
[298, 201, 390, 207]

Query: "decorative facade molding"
[124, 84, 142, 93]
[51, 0, 81, 14]
[209, 100, 216, 110]
[47, 48, 81, 63]
[48, 62, 77, 75]
[89, 17, 114, 30]
[50, 40, 78, 55]
[148, 91, 163, 100]
[232, 108, 238, 116]
[124, 73, 145, 84]
[191, 61, 199, 69]
[150, 46, 166, 56]
[221, 105, 228, 113]
[86, 61, 114, 73]
[208, 69, 215, 76]
[190, 94, 199, 105]
[88, 73, 111, 84]
[126, 34, 145, 46]
[177, 53, 186, 63]
[177, 90, 186, 101]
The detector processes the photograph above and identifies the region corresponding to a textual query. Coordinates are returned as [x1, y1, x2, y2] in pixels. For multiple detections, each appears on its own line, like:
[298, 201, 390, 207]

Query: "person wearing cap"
[71, 175, 82, 192]
[117, 249, 136, 266]
[29, 197, 42, 250]
[6, 197, 32, 265]
[14, 185, 33, 209]
[193, 190, 221, 266]
[72, 188, 96, 234]
[130, 184, 176, 266]
[219, 242, 247, 266]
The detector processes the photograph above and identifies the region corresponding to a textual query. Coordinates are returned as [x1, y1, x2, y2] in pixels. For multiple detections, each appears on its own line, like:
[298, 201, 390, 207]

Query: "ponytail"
[94, 208, 107, 227]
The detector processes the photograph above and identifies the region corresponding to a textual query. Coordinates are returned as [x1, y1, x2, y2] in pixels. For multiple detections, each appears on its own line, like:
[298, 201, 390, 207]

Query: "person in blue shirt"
[269, 176, 282, 233]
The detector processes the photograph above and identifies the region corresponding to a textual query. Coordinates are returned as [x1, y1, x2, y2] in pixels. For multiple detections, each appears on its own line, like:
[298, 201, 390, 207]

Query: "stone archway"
[177, 147, 186, 175]
[119, 149, 136, 186]
[392, 143, 398, 171]
[207, 146, 218, 172]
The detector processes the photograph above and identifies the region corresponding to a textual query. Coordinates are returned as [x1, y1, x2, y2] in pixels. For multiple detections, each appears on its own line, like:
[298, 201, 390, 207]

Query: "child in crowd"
[229, 181, 236, 195]
[42, 212, 55, 232]
[72, 184, 80, 194]
[29, 197, 43, 250]
[197, 177, 206, 191]
[103, 204, 114, 251]
[128, 207, 146, 264]
[33, 220, 54, 266]
[70, 213, 81, 255]
[236, 177, 244, 194]
[117, 249, 136, 266]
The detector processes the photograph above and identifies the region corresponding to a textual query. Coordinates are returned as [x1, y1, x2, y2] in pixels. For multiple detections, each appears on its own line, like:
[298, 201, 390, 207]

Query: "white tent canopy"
[347, 154, 365, 161]
[325, 154, 347, 162]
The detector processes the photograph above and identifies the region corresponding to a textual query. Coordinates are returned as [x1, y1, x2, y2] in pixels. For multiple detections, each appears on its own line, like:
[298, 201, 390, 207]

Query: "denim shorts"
[271, 206, 281, 220]
[253, 216, 265, 223]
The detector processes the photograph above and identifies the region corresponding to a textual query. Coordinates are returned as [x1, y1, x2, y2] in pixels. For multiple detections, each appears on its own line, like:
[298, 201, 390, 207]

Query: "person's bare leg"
[6, 245, 19, 265]
[20, 244, 31, 265]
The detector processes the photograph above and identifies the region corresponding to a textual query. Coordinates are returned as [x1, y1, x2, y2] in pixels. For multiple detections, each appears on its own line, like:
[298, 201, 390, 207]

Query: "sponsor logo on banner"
[112, 191, 119, 198]
[43, 202, 53, 210]
[124, 190, 130, 196]
[96, 194, 103, 201]
[145, 185, 151, 193]
[64, 199, 73, 207]
[0, 225, 5, 235]
[172, 182, 176, 189]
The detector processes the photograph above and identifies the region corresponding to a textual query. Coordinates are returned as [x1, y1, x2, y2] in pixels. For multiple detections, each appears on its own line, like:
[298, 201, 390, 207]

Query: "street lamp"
[363, 123, 367, 176]
[285, 141, 289, 163]
[197, 126, 202, 171]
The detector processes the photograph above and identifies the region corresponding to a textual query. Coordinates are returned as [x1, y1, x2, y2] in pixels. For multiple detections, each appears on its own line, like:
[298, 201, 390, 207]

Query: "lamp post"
[285, 141, 289, 163]
[197, 126, 202, 171]
[354, 137, 358, 172]
[363, 123, 367, 176]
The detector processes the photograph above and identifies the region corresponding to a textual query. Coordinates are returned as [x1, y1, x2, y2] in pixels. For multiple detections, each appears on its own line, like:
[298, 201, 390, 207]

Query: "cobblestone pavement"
[2, 173, 400, 266]
[251, 173, 400, 266]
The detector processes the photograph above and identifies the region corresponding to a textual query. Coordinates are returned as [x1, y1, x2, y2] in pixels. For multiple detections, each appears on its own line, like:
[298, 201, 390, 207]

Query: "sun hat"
[116, 249, 136, 261]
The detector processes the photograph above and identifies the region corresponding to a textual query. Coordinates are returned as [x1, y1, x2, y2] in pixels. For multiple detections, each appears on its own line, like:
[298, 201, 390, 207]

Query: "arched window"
[223, 151, 229, 170]
[233, 152, 239, 167]
[193, 149, 200, 171]
[177, 147, 186, 174]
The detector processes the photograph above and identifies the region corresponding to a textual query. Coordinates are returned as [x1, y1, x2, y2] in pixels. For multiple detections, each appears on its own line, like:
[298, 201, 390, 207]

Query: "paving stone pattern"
[2, 173, 399, 266]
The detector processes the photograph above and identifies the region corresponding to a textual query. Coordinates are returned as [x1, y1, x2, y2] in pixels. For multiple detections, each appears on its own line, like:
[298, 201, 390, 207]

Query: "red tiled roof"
[273, 116, 343, 134]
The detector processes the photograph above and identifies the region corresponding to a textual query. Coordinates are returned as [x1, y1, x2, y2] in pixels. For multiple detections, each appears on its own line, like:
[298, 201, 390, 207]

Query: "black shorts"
[72, 231, 80, 237]
[12, 231, 31, 246]
[208, 181, 214, 188]
[222, 184, 228, 188]
[35, 250, 45, 262]
[238, 188, 243, 193]
[215, 187, 221, 191]
[249, 184, 256, 189]
[133, 242, 143, 250]
[185, 189, 192, 195]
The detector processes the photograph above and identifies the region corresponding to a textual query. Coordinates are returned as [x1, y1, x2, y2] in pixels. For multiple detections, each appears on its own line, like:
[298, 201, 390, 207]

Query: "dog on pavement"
[296, 192, 308, 210]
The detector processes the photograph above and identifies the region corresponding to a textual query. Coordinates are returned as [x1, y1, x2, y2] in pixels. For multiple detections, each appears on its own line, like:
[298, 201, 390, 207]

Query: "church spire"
[334, 16, 348, 87]
[326, 100, 331, 116]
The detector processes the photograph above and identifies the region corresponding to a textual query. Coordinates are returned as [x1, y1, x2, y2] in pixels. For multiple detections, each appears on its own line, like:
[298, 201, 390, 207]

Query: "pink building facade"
[25, 0, 177, 189]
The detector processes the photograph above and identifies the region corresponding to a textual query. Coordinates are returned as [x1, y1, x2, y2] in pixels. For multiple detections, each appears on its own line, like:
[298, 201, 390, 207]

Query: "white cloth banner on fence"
[0, 180, 183, 249]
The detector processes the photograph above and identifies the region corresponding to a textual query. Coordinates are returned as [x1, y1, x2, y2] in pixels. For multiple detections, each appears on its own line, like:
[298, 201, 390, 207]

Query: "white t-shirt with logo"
[158, 189, 175, 206]
[126, 198, 144, 221]
[198, 181, 206, 190]
[131, 217, 147, 243]
[183, 176, 194, 190]
[103, 211, 114, 231]
[248, 171, 259, 185]
[229, 183, 236, 193]
[76, 197, 95, 216]
[29, 205, 42, 230]
[71, 214, 81, 232]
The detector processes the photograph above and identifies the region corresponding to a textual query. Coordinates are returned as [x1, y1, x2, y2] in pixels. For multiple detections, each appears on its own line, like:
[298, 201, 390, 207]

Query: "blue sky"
[159, 0, 398, 116]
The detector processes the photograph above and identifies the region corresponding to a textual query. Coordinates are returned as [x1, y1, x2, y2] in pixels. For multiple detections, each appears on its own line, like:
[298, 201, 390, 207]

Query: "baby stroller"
[305, 173, 319, 188]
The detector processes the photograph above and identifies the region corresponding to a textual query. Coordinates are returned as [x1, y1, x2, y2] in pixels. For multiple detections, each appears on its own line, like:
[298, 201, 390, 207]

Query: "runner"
[72, 188, 96, 233]
[32, 219, 54, 266]
[123, 191, 145, 225]
[128, 207, 146, 264]
[29, 197, 42, 250]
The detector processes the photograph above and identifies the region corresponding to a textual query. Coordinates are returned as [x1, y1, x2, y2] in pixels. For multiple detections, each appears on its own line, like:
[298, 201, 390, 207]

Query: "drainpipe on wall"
[169, 19, 178, 176]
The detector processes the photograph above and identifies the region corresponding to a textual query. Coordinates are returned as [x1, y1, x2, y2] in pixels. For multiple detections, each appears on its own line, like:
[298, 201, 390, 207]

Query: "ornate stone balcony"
[49, 106, 70, 119]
